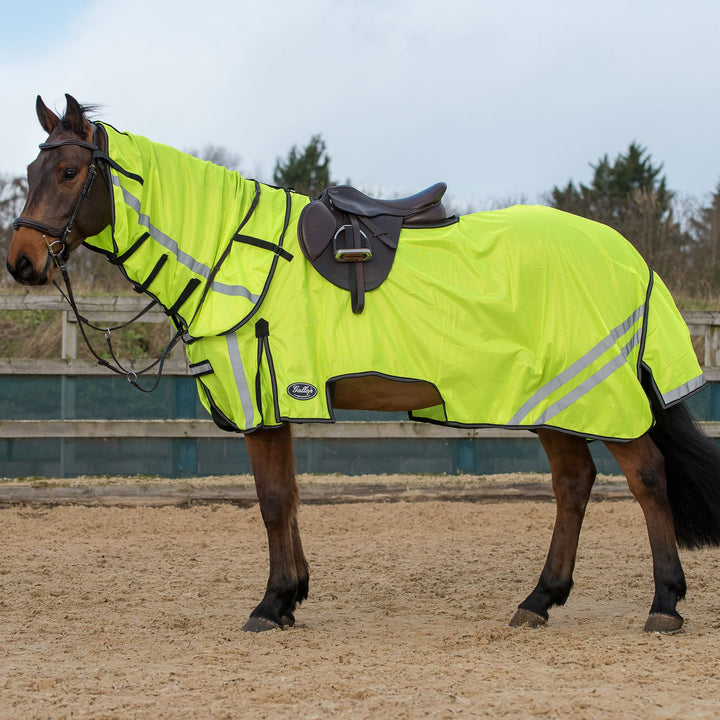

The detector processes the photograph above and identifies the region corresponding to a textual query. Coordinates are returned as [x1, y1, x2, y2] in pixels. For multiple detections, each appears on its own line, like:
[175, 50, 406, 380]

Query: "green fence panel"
[0, 376, 718, 479]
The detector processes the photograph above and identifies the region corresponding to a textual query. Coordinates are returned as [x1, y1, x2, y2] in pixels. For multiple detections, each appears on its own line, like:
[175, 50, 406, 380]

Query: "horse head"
[7, 94, 111, 285]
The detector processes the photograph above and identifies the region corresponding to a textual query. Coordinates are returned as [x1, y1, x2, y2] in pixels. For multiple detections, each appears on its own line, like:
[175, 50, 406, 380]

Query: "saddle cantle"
[298, 182, 455, 313]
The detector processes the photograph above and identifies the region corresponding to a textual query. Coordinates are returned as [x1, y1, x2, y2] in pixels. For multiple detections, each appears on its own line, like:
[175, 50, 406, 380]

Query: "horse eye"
[62, 168, 79, 181]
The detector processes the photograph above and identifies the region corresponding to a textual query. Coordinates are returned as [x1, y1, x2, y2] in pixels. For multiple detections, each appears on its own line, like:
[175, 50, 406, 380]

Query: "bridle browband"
[13, 127, 183, 392]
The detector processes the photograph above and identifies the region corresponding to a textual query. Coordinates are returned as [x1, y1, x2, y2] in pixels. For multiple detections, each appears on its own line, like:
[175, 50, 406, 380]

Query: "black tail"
[647, 393, 720, 548]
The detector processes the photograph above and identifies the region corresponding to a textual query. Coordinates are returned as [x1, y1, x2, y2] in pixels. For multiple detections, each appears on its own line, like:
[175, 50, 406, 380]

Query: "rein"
[52, 263, 184, 393]
[14, 130, 183, 392]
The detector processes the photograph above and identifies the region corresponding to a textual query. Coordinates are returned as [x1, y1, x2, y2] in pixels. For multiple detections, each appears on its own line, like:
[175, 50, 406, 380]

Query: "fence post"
[61, 310, 77, 360]
[708, 324, 720, 367]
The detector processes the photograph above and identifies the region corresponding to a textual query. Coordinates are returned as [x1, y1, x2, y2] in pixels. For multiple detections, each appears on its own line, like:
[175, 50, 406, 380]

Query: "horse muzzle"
[6, 254, 51, 286]
[6, 228, 54, 285]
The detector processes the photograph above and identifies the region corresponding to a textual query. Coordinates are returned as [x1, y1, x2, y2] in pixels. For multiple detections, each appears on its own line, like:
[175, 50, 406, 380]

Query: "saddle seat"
[298, 182, 456, 313]
[321, 182, 448, 224]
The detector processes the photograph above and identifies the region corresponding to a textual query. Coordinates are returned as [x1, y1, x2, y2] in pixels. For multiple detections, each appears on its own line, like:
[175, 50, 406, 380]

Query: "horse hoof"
[242, 616, 283, 633]
[644, 613, 684, 634]
[509, 608, 547, 628]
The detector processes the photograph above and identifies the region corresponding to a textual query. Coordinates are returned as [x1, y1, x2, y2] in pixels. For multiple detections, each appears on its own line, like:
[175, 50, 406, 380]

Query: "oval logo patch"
[287, 383, 318, 400]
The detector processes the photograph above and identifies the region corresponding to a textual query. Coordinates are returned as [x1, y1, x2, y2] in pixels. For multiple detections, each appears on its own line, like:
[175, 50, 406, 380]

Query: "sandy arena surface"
[1, 474, 720, 719]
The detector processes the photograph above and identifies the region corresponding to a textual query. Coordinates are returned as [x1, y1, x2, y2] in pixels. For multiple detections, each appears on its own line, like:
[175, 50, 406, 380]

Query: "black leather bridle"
[12, 128, 183, 392]
[13, 136, 103, 269]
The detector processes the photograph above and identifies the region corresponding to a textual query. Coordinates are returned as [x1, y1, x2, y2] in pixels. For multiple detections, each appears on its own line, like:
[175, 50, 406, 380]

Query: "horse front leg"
[510, 429, 596, 628]
[242, 424, 309, 632]
[605, 435, 686, 633]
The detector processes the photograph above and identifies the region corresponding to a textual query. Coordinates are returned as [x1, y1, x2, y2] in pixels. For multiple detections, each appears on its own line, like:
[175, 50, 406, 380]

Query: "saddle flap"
[298, 201, 336, 261]
[357, 214, 402, 250]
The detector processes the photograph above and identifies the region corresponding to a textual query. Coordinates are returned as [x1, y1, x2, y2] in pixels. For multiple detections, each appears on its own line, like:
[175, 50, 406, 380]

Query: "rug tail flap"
[643, 272, 706, 407]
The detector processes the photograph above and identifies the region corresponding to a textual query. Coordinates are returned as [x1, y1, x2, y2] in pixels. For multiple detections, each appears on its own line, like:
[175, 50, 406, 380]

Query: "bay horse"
[8, 94, 720, 634]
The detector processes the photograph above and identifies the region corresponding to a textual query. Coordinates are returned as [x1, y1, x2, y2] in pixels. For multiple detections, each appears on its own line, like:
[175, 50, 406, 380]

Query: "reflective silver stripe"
[661, 374, 706, 406]
[530, 327, 643, 426]
[113, 177, 260, 303]
[208, 279, 261, 300]
[226, 333, 255, 426]
[509, 305, 645, 425]
[188, 360, 212, 376]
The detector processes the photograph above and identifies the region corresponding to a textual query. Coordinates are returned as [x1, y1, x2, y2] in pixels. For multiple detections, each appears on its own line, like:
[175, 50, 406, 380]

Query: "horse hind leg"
[510, 429, 596, 628]
[605, 435, 686, 634]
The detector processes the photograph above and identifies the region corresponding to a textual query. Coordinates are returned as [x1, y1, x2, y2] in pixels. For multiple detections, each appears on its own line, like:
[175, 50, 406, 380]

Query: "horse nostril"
[8, 254, 36, 284]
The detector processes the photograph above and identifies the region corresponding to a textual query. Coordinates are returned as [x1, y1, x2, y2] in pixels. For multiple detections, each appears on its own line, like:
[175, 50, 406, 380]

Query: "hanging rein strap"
[52, 263, 184, 393]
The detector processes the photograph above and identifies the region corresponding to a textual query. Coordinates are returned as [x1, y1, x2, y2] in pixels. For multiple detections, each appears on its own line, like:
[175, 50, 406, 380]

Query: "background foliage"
[3, 136, 720, 305]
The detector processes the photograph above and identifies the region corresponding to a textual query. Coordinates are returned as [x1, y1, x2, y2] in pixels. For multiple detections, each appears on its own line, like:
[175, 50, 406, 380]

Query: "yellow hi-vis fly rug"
[87, 125, 704, 441]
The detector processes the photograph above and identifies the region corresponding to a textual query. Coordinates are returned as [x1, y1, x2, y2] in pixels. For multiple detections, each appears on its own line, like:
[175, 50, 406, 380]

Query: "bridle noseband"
[13, 135, 102, 268]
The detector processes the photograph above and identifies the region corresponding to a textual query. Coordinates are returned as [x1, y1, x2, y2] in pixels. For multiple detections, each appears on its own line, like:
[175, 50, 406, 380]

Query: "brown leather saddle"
[298, 182, 456, 313]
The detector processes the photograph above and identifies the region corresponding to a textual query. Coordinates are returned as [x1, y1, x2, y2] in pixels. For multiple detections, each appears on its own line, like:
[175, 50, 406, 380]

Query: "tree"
[689, 182, 720, 291]
[0, 174, 28, 286]
[549, 143, 687, 283]
[186, 145, 242, 171]
[273, 134, 333, 198]
[0, 173, 27, 226]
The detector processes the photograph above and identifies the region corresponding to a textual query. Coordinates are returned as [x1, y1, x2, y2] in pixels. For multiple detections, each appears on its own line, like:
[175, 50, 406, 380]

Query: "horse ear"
[36, 95, 59, 134]
[64, 94, 86, 136]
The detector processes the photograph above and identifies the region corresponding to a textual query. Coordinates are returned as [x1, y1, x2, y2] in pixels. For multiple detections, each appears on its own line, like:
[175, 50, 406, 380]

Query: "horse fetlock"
[521, 577, 573, 615]
[249, 580, 303, 628]
[280, 612, 296, 627]
[650, 569, 687, 617]
[674, 569, 688, 600]
[547, 579, 573, 607]
[648, 579, 685, 627]
[296, 571, 310, 604]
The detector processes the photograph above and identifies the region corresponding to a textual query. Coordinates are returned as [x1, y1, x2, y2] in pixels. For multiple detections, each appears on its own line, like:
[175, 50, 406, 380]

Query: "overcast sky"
[2, 0, 719, 209]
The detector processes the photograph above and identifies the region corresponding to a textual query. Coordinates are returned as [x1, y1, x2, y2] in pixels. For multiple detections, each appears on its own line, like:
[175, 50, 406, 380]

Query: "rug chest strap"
[109, 232, 151, 266]
[234, 233, 293, 262]
[133, 254, 168, 293]
[165, 278, 201, 317]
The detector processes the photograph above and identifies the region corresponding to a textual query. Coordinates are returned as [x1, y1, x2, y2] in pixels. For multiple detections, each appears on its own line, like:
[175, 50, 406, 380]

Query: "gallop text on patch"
[287, 383, 318, 400]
